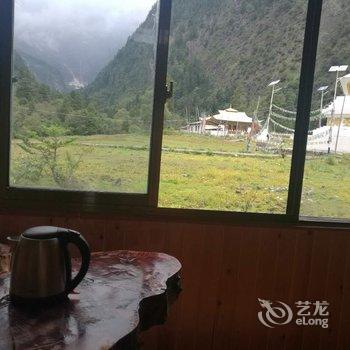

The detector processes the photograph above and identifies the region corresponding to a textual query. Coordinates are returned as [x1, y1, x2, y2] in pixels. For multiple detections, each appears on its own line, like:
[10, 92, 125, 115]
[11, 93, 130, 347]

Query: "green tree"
[114, 108, 130, 133]
[16, 125, 84, 189]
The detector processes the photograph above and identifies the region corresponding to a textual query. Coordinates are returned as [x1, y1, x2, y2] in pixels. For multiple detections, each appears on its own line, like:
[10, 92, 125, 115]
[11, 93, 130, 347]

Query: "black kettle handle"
[64, 230, 91, 293]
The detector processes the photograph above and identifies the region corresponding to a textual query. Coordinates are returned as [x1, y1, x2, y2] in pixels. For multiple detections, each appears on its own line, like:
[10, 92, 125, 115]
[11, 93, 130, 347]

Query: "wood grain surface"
[1, 214, 350, 349]
[0, 250, 181, 350]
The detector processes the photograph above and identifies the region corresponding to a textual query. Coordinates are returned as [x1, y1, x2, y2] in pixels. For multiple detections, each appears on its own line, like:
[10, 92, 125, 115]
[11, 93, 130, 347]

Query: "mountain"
[13, 52, 59, 104]
[12, 52, 126, 138]
[12, 51, 65, 137]
[14, 34, 125, 92]
[12, 0, 350, 136]
[86, 5, 158, 111]
[17, 49, 68, 92]
[86, 0, 350, 122]
[13, 1, 153, 92]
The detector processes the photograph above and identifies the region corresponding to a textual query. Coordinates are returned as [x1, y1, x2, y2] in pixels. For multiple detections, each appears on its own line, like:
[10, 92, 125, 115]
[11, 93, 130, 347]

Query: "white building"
[340, 73, 350, 95]
[308, 74, 350, 153]
[183, 106, 253, 137]
[209, 107, 252, 135]
[323, 96, 350, 124]
[323, 74, 350, 125]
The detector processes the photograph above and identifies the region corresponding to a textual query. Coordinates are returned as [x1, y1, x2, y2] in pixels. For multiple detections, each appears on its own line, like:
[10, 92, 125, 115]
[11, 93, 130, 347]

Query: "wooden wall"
[1, 213, 350, 350]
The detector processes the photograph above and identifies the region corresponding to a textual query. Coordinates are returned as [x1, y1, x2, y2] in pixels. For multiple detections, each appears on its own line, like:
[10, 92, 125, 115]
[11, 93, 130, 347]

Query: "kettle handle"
[64, 230, 91, 293]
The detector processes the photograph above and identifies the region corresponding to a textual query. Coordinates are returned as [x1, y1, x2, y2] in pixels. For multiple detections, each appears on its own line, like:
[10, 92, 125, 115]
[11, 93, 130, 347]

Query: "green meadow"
[10, 133, 350, 218]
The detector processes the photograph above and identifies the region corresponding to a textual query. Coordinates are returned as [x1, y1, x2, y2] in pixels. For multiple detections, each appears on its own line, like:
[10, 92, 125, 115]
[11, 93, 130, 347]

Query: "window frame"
[0, 0, 172, 211]
[2, 0, 346, 226]
[287, 0, 324, 220]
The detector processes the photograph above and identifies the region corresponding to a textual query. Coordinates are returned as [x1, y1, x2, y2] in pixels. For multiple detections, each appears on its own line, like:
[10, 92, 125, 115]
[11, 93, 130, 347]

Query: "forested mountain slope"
[17, 49, 70, 92]
[86, 5, 158, 115]
[87, 0, 350, 121]
[12, 52, 127, 137]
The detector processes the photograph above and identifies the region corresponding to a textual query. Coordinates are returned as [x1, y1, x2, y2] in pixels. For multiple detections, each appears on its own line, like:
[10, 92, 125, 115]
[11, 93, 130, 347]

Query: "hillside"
[13, 52, 59, 105]
[87, 0, 350, 122]
[13, 0, 151, 92]
[12, 0, 350, 135]
[12, 52, 128, 137]
[17, 49, 68, 92]
[12, 52, 63, 136]
[86, 5, 158, 113]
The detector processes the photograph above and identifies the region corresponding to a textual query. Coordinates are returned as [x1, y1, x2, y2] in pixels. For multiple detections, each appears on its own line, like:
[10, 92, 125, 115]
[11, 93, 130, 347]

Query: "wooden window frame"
[2, 0, 347, 227]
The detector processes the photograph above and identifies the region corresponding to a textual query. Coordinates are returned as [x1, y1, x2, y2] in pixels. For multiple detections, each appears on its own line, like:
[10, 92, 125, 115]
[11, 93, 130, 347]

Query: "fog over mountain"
[14, 0, 155, 90]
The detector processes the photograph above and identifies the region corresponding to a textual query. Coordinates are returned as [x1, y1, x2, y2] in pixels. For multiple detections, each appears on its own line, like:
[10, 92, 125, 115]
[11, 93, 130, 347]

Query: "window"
[0, 0, 347, 223]
[159, 0, 308, 213]
[301, 1, 350, 220]
[9, 0, 159, 195]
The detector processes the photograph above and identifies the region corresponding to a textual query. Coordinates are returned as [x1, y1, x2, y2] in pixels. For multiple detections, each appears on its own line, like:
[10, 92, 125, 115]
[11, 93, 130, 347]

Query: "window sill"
[0, 195, 349, 229]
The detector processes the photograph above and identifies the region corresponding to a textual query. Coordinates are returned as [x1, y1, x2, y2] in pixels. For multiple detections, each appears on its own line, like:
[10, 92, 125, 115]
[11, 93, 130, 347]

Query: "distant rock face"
[14, 34, 120, 92]
[16, 49, 68, 92]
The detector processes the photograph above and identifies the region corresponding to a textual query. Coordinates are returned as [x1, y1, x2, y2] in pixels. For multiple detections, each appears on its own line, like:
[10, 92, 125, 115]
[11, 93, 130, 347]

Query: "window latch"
[165, 81, 173, 101]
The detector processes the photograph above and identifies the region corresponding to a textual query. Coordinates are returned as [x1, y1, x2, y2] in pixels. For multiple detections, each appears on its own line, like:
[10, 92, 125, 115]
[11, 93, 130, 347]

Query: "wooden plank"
[229, 227, 262, 350]
[175, 223, 207, 350]
[248, 229, 279, 350]
[136, 221, 167, 350]
[122, 220, 153, 252]
[103, 219, 126, 251]
[266, 229, 297, 350]
[284, 228, 314, 350]
[211, 228, 243, 349]
[319, 230, 350, 350]
[154, 222, 185, 350]
[335, 231, 350, 350]
[300, 230, 333, 350]
[193, 225, 224, 350]
[143, 221, 166, 253]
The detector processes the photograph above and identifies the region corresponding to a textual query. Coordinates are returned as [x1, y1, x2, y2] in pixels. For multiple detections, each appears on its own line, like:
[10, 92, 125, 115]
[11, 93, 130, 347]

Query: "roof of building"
[225, 107, 239, 112]
[210, 107, 252, 123]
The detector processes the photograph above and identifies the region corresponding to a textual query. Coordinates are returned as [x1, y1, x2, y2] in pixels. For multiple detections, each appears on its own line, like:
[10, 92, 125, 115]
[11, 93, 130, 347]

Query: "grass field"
[10, 132, 350, 218]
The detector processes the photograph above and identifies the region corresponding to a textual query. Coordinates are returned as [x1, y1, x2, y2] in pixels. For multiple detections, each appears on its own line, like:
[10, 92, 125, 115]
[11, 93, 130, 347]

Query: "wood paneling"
[1, 213, 350, 350]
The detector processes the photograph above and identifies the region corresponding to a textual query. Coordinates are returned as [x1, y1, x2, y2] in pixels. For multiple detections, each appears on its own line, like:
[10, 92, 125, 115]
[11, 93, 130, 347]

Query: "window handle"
[165, 81, 173, 101]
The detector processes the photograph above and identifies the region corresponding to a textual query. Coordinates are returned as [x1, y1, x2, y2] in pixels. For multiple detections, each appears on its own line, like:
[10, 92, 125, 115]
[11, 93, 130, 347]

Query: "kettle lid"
[23, 226, 69, 240]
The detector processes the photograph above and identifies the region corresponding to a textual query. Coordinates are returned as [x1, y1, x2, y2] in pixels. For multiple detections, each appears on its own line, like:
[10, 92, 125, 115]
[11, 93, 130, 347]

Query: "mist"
[14, 0, 156, 85]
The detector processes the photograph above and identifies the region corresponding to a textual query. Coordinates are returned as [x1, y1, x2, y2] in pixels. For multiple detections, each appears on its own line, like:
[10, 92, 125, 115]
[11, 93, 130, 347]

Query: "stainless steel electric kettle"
[8, 226, 90, 304]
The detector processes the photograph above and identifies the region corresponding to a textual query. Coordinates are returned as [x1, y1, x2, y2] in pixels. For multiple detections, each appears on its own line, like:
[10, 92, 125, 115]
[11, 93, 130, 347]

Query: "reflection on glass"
[11, 0, 158, 193]
[159, 0, 307, 213]
[301, 2, 350, 219]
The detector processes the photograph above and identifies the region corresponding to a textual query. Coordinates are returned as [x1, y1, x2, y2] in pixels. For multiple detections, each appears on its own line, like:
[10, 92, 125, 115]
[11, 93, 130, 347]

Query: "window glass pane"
[301, 2, 350, 219]
[11, 0, 157, 193]
[159, 0, 307, 213]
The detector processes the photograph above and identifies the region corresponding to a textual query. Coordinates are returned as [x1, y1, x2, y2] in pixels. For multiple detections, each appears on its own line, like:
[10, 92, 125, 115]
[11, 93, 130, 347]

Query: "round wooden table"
[0, 250, 181, 349]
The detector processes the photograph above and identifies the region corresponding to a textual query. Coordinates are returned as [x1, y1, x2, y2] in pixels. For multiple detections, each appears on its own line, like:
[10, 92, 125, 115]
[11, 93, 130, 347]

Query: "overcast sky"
[14, 0, 156, 82]
[15, 0, 156, 44]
